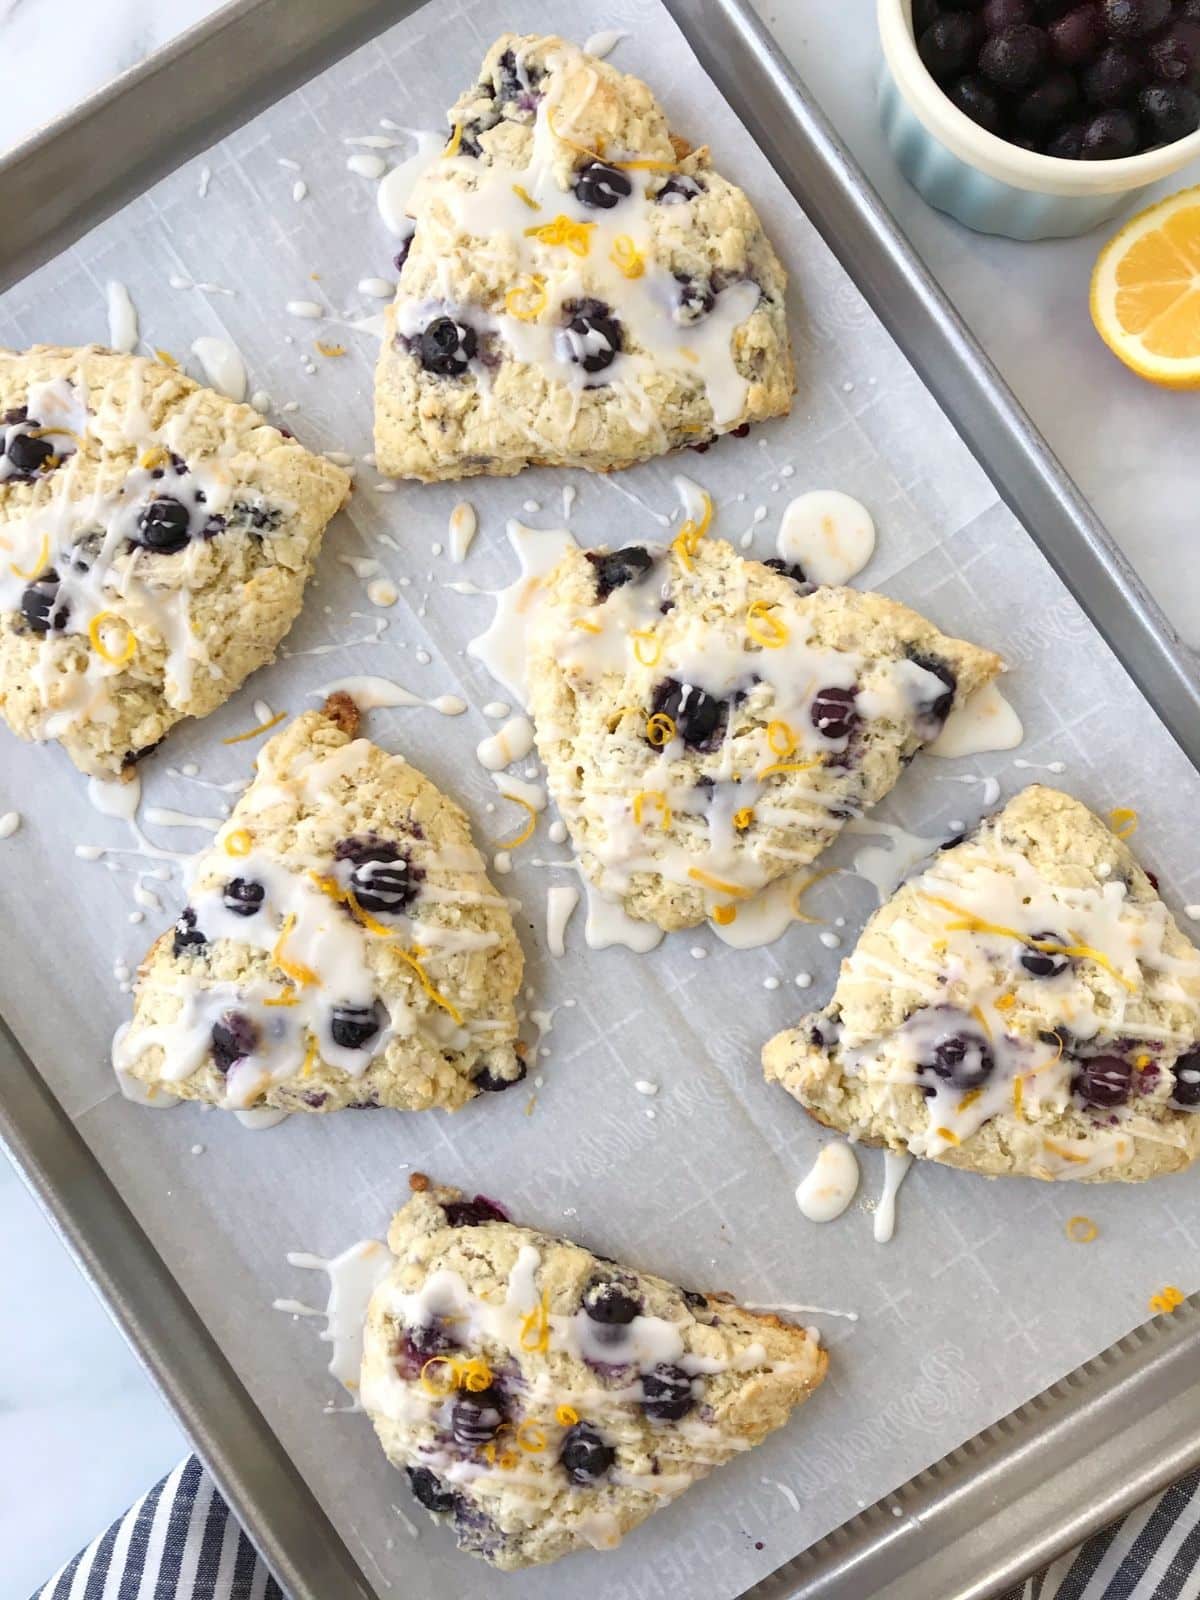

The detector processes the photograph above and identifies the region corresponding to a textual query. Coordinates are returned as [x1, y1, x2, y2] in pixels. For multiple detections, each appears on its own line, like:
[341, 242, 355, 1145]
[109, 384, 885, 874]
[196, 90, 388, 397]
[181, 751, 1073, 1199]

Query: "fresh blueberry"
[1139, 83, 1200, 142]
[1081, 106, 1139, 154]
[172, 906, 208, 956]
[228, 501, 283, 535]
[1020, 933, 1070, 977]
[1101, 0, 1168, 36]
[1073, 1054, 1132, 1107]
[1148, 21, 1200, 84]
[329, 1003, 384, 1050]
[1050, 3, 1106, 63]
[979, 23, 1050, 87]
[583, 1279, 642, 1325]
[136, 497, 191, 554]
[559, 298, 622, 375]
[211, 1011, 258, 1072]
[649, 677, 732, 751]
[948, 74, 1006, 131]
[674, 273, 716, 324]
[573, 160, 633, 208]
[335, 835, 421, 914]
[811, 685, 859, 741]
[914, 0, 941, 24]
[5, 430, 55, 474]
[586, 545, 654, 601]
[763, 556, 811, 587]
[407, 1466, 457, 1514]
[655, 174, 703, 203]
[443, 1195, 508, 1227]
[222, 878, 265, 917]
[417, 315, 477, 377]
[983, 0, 1033, 25]
[1170, 1049, 1200, 1107]
[921, 1018, 995, 1089]
[907, 650, 957, 725]
[640, 1364, 695, 1421]
[1082, 43, 1143, 104]
[393, 234, 415, 275]
[560, 1422, 615, 1484]
[473, 1059, 527, 1092]
[919, 14, 982, 79]
[392, 1319, 457, 1378]
[20, 571, 68, 634]
[1016, 70, 1080, 131]
[682, 1288, 709, 1310]
[1045, 119, 1088, 154]
[451, 1387, 506, 1448]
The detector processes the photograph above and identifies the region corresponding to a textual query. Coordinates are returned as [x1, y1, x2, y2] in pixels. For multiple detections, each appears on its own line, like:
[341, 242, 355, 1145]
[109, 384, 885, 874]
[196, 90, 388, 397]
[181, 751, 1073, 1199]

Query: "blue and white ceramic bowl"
[877, 0, 1200, 240]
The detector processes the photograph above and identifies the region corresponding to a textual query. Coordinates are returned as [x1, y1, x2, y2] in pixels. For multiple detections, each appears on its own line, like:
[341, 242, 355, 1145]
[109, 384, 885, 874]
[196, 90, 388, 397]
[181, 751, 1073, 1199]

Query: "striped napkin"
[32, 1456, 1200, 1599]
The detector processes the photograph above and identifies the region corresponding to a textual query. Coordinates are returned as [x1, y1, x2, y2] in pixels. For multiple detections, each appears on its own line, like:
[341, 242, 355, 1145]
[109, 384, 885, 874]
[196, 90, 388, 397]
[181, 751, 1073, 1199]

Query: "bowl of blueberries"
[878, 0, 1200, 237]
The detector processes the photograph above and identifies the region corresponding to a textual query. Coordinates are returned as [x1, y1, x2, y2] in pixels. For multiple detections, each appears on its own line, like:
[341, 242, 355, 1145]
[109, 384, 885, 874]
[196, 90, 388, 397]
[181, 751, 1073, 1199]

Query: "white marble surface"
[3, 0, 1197, 1593]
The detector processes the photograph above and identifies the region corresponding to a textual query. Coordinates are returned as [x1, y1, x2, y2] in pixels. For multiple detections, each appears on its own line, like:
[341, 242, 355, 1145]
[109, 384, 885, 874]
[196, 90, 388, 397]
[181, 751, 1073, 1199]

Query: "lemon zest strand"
[224, 828, 252, 857]
[87, 611, 137, 666]
[505, 273, 547, 321]
[315, 340, 346, 358]
[790, 866, 837, 924]
[263, 989, 299, 1008]
[511, 183, 540, 210]
[519, 1295, 551, 1353]
[1066, 1215, 1098, 1244]
[516, 1421, 547, 1453]
[398, 945, 464, 1025]
[712, 904, 738, 926]
[1149, 1285, 1185, 1314]
[555, 1403, 579, 1426]
[222, 710, 287, 744]
[420, 1356, 458, 1396]
[1110, 806, 1138, 839]
[1042, 1138, 1089, 1165]
[970, 1004, 992, 1040]
[442, 122, 464, 158]
[631, 629, 661, 667]
[524, 214, 595, 256]
[272, 914, 320, 988]
[958, 1087, 984, 1112]
[153, 350, 179, 369]
[306, 872, 395, 938]
[546, 106, 676, 172]
[935, 1127, 960, 1145]
[633, 791, 671, 830]
[140, 445, 171, 470]
[765, 719, 796, 757]
[746, 600, 789, 649]
[733, 806, 755, 832]
[1013, 1076, 1025, 1121]
[688, 866, 751, 898]
[572, 617, 602, 634]
[918, 893, 1137, 992]
[497, 793, 538, 851]
[610, 235, 645, 278]
[9, 531, 49, 580]
[646, 712, 676, 748]
[671, 491, 713, 569]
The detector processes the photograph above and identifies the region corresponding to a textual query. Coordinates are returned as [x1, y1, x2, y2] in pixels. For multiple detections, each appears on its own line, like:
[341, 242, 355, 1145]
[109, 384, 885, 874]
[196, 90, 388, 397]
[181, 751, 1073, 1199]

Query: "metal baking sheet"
[2, 2, 1200, 1598]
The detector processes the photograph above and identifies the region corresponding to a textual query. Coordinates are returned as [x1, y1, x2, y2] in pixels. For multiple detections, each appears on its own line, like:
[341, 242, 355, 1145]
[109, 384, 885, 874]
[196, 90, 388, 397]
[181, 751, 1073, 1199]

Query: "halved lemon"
[1090, 186, 1200, 389]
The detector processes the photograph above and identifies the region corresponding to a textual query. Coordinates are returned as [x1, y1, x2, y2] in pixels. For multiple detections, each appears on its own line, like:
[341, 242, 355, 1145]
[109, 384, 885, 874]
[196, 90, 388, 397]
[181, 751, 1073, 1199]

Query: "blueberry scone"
[0, 345, 349, 777]
[763, 786, 1200, 1182]
[360, 1176, 827, 1570]
[374, 34, 792, 481]
[527, 531, 1003, 931]
[114, 697, 524, 1113]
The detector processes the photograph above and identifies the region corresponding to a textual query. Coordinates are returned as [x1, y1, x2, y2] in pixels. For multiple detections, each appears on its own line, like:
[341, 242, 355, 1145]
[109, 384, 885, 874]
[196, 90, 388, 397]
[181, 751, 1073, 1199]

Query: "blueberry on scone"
[374, 34, 794, 481]
[115, 698, 525, 1114]
[359, 1175, 827, 1569]
[763, 785, 1200, 1182]
[0, 345, 349, 777]
[526, 531, 1003, 931]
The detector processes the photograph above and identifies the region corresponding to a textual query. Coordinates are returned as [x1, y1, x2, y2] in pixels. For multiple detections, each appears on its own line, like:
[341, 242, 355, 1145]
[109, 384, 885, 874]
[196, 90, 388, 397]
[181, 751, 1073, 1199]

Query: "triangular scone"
[0, 345, 349, 777]
[526, 535, 1003, 931]
[361, 1177, 827, 1570]
[374, 34, 793, 481]
[764, 786, 1200, 1182]
[115, 698, 524, 1113]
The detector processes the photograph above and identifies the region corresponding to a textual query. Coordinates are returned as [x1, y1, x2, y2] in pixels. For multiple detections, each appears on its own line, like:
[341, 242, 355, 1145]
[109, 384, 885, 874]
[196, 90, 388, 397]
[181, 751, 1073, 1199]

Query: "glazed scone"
[361, 1176, 827, 1570]
[763, 786, 1200, 1182]
[527, 532, 1003, 931]
[0, 345, 349, 777]
[115, 698, 524, 1113]
[374, 34, 793, 481]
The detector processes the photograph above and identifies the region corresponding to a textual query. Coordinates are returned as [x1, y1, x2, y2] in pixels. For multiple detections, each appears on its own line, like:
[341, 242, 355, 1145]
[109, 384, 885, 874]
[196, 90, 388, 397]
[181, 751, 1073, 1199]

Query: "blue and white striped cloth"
[33, 1456, 1200, 1600]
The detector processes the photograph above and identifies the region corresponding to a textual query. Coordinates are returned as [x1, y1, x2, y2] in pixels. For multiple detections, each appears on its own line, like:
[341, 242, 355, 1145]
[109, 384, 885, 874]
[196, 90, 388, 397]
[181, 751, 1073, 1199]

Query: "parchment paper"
[2, 2, 1200, 1595]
